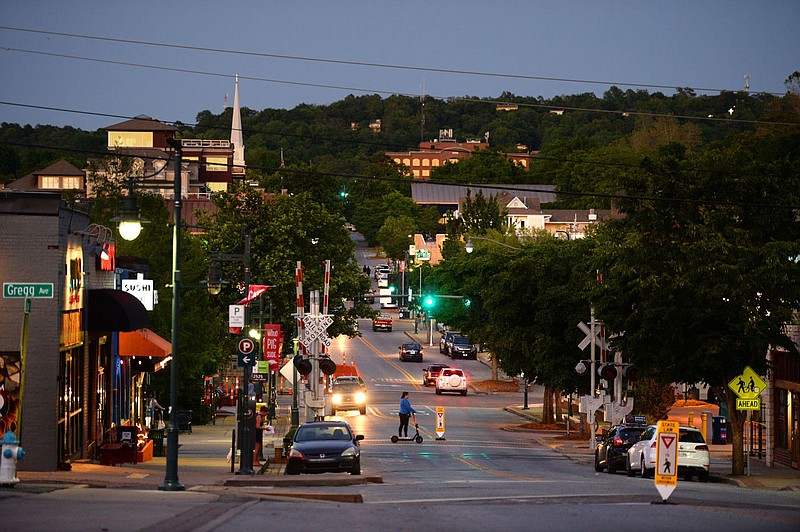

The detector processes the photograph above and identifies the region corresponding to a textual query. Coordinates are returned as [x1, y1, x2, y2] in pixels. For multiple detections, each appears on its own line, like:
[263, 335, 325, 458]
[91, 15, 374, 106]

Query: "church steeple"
[230, 74, 245, 177]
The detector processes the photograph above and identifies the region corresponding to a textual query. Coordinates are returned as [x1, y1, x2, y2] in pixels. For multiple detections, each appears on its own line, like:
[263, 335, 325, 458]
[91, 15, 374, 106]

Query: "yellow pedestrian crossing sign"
[728, 366, 767, 410]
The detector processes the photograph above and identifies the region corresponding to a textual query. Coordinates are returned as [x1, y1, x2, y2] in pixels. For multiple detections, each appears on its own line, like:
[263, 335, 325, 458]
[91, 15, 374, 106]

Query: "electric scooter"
[391, 422, 423, 444]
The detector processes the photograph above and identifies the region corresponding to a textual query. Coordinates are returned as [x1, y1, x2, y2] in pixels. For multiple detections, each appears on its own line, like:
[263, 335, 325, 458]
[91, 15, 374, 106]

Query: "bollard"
[688, 411, 694, 427]
[0, 431, 25, 486]
[701, 412, 709, 442]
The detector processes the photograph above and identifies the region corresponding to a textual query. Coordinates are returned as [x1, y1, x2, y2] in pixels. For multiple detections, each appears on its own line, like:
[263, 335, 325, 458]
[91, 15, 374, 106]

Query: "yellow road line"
[358, 336, 423, 391]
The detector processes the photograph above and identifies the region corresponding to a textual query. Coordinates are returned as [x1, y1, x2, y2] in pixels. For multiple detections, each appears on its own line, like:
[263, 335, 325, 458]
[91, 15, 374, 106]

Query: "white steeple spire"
[230, 74, 245, 176]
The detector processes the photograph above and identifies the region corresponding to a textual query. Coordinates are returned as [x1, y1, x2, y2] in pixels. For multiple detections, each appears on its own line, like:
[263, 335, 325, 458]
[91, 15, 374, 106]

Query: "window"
[205, 157, 228, 172]
[422, 158, 430, 166]
[108, 131, 154, 148]
[41, 176, 60, 189]
[62, 176, 81, 189]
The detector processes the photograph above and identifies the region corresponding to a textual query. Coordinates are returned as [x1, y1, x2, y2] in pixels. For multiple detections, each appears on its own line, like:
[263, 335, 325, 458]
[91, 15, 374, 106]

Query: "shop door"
[58, 347, 84, 463]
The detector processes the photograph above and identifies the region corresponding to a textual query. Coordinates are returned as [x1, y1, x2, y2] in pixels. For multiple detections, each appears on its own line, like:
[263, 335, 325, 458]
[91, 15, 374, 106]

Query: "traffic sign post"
[435, 407, 446, 440]
[237, 337, 257, 367]
[654, 420, 679, 502]
[727, 366, 768, 476]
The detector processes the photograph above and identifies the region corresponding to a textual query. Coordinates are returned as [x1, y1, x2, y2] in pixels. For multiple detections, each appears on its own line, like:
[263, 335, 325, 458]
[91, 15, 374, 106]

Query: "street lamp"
[114, 138, 185, 490]
[464, 236, 521, 253]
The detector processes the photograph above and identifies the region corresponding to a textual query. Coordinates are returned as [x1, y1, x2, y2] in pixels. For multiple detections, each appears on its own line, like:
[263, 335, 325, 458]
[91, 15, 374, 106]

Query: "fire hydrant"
[0, 430, 25, 486]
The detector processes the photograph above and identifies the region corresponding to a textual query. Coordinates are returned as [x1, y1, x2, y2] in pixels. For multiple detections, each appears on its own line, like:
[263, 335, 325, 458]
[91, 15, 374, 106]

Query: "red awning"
[119, 328, 171, 372]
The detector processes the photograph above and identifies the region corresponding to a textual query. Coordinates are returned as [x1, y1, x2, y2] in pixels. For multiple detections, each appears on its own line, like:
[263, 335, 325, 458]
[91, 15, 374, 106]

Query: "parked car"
[374, 265, 391, 280]
[440, 331, 460, 354]
[330, 380, 367, 415]
[423, 364, 450, 386]
[626, 425, 710, 482]
[399, 342, 424, 362]
[594, 423, 648, 474]
[449, 335, 478, 359]
[362, 289, 376, 304]
[436, 368, 468, 395]
[285, 421, 364, 475]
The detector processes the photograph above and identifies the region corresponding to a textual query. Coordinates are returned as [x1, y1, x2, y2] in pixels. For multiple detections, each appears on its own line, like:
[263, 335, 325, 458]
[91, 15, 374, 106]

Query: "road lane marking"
[358, 336, 422, 390]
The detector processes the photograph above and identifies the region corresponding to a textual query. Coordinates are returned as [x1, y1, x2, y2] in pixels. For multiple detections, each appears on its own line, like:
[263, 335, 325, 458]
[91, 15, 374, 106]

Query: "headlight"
[355, 392, 366, 404]
[332, 394, 342, 405]
[288, 449, 305, 459]
[341, 447, 357, 457]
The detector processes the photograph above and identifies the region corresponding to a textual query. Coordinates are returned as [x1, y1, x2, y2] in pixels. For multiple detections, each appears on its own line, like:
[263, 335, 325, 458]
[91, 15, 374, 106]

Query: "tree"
[591, 139, 800, 475]
[377, 216, 415, 261]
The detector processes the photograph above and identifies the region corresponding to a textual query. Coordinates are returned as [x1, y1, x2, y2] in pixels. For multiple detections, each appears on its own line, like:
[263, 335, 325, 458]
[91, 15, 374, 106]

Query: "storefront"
[772, 348, 800, 469]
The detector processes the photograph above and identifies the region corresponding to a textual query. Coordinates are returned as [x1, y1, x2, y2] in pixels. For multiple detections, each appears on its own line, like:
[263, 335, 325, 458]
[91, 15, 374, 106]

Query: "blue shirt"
[399, 397, 415, 415]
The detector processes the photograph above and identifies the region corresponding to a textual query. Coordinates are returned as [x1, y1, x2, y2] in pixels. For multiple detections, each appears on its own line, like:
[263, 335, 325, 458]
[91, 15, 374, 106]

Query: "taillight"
[696, 445, 709, 451]
[613, 435, 623, 446]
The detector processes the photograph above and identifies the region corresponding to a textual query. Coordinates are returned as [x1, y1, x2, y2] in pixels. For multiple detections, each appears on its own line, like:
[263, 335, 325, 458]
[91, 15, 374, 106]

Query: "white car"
[435, 368, 468, 396]
[626, 424, 710, 482]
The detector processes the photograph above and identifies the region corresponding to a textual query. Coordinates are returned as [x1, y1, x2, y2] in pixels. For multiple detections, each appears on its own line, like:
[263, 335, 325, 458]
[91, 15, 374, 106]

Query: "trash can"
[149, 429, 165, 457]
[712, 416, 728, 445]
[177, 410, 193, 433]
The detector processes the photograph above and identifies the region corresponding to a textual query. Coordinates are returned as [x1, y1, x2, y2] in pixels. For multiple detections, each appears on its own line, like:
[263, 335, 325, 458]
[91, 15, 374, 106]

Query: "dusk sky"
[1, 1, 797, 131]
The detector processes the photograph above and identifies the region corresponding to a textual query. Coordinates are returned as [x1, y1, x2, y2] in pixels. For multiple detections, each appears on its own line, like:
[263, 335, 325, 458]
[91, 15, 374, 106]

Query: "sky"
[1, 1, 798, 131]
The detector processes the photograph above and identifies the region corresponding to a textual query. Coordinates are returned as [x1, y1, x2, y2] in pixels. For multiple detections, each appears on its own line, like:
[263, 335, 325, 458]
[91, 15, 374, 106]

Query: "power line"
[2, 49, 797, 130]
[2, 139, 797, 211]
[2, 26, 780, 97]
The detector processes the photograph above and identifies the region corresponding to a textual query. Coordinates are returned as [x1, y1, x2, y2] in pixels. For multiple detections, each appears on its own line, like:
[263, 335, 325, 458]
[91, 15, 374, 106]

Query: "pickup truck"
[372, 314, 393, 332]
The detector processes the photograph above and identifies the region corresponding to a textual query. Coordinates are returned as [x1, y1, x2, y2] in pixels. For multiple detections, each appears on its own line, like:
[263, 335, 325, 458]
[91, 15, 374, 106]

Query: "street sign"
[728, 366, 767, 411]
[435, 407, 446, 439]
[654, 420, 679, 501]
[237, 337, 257, 367]
[121, 277, 154, 310]
[415, 249, 430, 262]
[280, 359, 297, 383]
[229, 305, 245, 328]
[3, 283, 54, 299]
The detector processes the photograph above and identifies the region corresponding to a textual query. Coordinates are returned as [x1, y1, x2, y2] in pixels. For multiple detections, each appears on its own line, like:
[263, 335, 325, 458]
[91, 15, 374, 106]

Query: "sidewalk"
[502, 404, 800, 492]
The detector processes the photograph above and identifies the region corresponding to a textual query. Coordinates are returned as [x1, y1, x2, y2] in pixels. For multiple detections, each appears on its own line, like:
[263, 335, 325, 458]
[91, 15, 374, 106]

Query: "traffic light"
[293, 354, 312, 376]
[388, 273, 397, 293]
[597, 363, 617, 383]
[423, 294, 435, 308]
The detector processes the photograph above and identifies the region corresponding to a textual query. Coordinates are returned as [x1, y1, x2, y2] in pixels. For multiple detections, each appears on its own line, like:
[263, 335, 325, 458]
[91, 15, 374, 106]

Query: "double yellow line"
[358, 336, 423, 391]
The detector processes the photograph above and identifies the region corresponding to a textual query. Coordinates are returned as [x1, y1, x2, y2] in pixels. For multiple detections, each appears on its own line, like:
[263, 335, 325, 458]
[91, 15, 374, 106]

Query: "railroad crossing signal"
[654, 420, 679, 501]
[728, 366, 768, 410]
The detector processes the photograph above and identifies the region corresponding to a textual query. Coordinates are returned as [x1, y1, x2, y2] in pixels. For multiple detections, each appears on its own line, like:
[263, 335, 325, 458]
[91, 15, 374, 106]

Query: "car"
[330, 380, 367, 415]
[449, 335, 477, 359]
[372, 314, 393, 332]
[440, 331, 460, 354]
[594, 422, 648, 474]
[374, 265, 391, 280]
[626, 424, 710, 482]
[362, 289, 376, 304]
[399, 342, 423, 362]
[436, 368, 468, 395]
[285, 421, 364, 475]
[377, 275, 389, 288]
[333, 375, 366, 388]
[423, 363, 449, 386]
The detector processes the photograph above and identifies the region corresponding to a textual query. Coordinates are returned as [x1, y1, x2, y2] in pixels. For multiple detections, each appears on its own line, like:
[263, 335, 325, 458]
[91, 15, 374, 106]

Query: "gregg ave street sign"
[728, 366, 768, 410]
[3, 282, 54, 299]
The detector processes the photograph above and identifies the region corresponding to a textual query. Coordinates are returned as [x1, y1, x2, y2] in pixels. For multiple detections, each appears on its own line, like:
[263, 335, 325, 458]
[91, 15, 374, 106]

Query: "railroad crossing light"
[597, 363, 617, 382]
[293, 354, 312, 376]
[319, 356, 337, 376]
[622, 365, 640, 381]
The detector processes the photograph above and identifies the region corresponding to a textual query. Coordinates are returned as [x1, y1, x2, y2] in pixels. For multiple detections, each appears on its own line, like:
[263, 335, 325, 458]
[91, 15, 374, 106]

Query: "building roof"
[6, 159, 85, 191]
[411, 182, 556, 206]
[105, 116, 178, 132]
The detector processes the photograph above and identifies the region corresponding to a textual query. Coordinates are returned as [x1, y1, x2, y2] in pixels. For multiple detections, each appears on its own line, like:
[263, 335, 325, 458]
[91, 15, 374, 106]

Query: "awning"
[88, 289, 149, 332]
[119, 328, 171, 373]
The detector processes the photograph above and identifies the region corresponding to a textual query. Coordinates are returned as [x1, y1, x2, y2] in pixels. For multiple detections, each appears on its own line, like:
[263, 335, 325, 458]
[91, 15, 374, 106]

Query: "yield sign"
[436, 407, 446, 437]
[654, 420, 679, 501]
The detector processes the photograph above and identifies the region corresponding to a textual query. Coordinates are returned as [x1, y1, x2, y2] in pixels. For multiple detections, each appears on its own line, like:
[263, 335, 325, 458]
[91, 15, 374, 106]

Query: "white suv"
[627, 425, 710, 482]
[435, 368, 468, 396]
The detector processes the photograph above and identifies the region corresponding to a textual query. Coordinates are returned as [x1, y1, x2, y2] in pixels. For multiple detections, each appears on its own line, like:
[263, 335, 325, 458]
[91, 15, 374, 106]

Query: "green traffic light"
[424, 295, 434, 307]
[389, 285, 396, 293]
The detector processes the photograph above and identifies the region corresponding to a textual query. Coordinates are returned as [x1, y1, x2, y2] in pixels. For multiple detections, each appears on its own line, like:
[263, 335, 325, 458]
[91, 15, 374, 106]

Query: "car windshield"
[295, 425, 352, 442]
[333, 383, 362, 393]
[404, 343, 421, 350]
[442, 369, 463, 376]
[454, 337, 470, 345]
